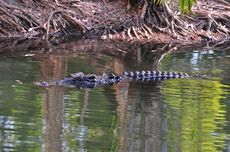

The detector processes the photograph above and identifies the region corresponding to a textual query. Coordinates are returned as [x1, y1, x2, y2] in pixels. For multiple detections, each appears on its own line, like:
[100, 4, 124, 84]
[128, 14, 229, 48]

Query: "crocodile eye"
[85, 75, 96, 82]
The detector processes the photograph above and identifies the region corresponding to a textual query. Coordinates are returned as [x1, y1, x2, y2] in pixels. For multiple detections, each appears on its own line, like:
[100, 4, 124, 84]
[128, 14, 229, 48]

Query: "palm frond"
[179, 0, 197, 14]
[151, 0, 196, 14]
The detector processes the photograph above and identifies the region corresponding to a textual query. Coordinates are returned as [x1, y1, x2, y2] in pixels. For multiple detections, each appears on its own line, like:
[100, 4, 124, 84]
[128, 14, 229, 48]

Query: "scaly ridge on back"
[122, 71, 188, 81]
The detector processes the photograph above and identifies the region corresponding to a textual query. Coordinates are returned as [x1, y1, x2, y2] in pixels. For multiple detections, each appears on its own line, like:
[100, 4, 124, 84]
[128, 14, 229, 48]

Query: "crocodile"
[35, 71, 189, 89]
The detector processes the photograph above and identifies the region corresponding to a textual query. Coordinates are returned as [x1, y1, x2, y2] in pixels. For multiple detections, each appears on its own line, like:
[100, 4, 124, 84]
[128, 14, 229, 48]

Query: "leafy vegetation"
[152, 0, 197, 13]
[163, 79, 227, 151]
[179, 0, 197, 13]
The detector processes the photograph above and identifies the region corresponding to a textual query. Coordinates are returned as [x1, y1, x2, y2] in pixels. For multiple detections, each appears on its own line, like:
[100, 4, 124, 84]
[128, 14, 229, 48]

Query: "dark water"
[0, 47, 230, 152]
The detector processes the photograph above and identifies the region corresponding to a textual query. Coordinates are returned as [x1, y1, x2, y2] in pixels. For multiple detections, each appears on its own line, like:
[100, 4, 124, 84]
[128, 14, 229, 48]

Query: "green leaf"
[179, 0, 197, 14]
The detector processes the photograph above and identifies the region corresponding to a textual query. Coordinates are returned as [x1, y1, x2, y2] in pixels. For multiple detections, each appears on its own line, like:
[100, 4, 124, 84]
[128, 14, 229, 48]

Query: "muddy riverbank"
[1, 0, 230, 52]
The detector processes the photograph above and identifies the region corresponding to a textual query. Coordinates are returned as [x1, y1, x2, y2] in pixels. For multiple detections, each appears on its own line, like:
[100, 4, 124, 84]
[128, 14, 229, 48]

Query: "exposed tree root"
[188, 0, 230, 40]
[0, 0, 230, 45]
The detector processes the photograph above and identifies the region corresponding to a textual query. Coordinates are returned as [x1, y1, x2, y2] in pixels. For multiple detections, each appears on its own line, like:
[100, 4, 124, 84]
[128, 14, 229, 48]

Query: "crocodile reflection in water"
[35, 71, 189, 89]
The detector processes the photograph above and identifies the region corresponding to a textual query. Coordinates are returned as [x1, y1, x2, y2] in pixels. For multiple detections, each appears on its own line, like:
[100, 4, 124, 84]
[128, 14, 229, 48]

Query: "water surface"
[0, 48, 230, 152]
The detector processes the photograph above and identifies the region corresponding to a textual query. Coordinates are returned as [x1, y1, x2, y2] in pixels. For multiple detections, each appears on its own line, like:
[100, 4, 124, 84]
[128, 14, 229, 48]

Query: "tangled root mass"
[0, 0, 230, 43]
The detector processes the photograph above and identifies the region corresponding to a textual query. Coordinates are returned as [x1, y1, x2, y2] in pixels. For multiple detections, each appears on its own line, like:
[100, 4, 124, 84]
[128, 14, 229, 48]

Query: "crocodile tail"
[122, 71, 189, 80]
[164, 72, 189, 79]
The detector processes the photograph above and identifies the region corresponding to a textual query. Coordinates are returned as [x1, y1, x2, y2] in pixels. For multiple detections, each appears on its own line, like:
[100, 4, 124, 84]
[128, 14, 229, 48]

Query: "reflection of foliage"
[85, 88, 119, 152]
[0, 57, 43, 152]
[0, 84, 43, 152]
[163, 79, 227, 152]
[63, 56, 119, 151]
[63, 88, 119, 152]
[11, 85, 43, 152]
[67, 56, 113, 74]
